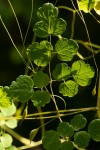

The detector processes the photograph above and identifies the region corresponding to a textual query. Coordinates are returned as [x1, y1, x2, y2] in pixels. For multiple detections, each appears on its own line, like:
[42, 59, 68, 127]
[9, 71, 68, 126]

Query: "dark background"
[0, 0, 100, 149]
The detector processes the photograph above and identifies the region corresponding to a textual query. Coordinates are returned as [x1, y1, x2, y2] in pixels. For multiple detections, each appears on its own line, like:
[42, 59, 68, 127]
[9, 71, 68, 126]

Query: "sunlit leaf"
[7, 145, 17, 150]
[9, 75, 34, 103]
[70, 114, 87, 131]
[42, 130, 61, 150]
[27, 41, 53, 66]
[5, 119, 17, 129]
[33, 71, 50, 88]
[59, 80, 78, 97]
[53, 63, 71, 81]
[0, 103, 16, 117]
[71, 60, 95, 86]
[88, 119, 100, 141]
[57, 122, 74, 138]
[0, 112, 5, 126]
[0, 133, 13, 148]
[37, 3, 58, 24]
[94, 0, 100, 15]
[74, 131, 90, 148]
[32, 90, 51, 107]
[29, 128, 39, 143]
[0, 142, 4, 150]
[0, 88, 11, 108]
[52, 18, 67, 36]
[77, 0, 95, 13]
[55, 38, 79, 61]
[60, 141, 74, 150]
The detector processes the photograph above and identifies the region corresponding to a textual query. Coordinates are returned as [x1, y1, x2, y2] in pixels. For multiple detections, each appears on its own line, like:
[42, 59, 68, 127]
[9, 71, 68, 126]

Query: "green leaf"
[33, 71, 50, 88]
[60, 141, 74, 150]
[32, 90, 51, 107]
[77, 0, 95, 13]
[0, 133, 13, 148]
[55, 38, 79, 61]
[37, 3, 58, 24]
[70, 114, 87, 131]
[27, 41, 53, 66]
[42, 130, 61, 150]
[57, 122, 74, 138]
[88, 119, 100, 141]
[5, 119, 17, 129]
[53, 63, 71, 81]
[59, 80, 78, 97]
[74, 131, 90, 148]
[29, 128, 39, 143]
[34, 21, 49, 38]
[52, 18, 67, 36]
[7, 145, 17, 150]
[0, 113, 5, 126]
[9, 75, 34, 103]
[94, 0, 100, 15]
[71, 60, 95, 86]
[0, 103, 16, 117]
[0, 142, 4, 150]
[0, 88, 11, 108]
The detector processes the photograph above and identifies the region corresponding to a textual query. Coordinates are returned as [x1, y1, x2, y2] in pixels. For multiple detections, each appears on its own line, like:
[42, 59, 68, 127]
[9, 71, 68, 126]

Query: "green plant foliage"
[9, 75, 34, 103]
[34, 3, 66, 37]
[42, 130, 61, 150]
[29, 128, 39, 142]
[0, 112, 5, 126]
[70, 114, 87, 131]
[57, 122, 74, 138]
[74, 131, 90, 148]
[0, 133, 13, 148]
[33, 71, 50, 88]
[7, 145, 17, 150]
[0, 88, 11, 108]
[0, 143, 4, 150]
[88, 119, 100, 141]
[71, 60, 95, 86]
[27, 41, 53, 66]
[59, 80, 78, 97]
[53, 63, 71, 81]
[55, 38, 79, 61]
[60, 141, 74, 150]
[77, 0, 95, 13]
[5, 119, 17, 129]
[94, 0, 100, 15]
[32, 90, 51, 107]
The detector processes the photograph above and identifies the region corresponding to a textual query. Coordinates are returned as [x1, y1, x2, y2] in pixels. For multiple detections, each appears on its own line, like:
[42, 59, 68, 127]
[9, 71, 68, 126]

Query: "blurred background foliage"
[0, 0, 100, 149]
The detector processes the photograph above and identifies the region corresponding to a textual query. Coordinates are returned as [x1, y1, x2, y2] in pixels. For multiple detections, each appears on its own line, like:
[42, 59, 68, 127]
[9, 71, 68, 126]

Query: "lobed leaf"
[88, 119, 100, 141]
[42, 130, 61, 150]
[27, 41, 53, 66]
[57, 122, 74, 138]
[0, 133, 13, 148]
[59, 80, 78, 97]
[9, 75, 34, 103]
[33, 71, 50, 88]
[53, 63, 71, 81]
[60, 141, 74, 150]
[32, 90, 51, 107]
[55, 38, 79, 61]
[70, 114, 87, 131]
[71, 60, 95, 86]
[74, 131, 90, 148]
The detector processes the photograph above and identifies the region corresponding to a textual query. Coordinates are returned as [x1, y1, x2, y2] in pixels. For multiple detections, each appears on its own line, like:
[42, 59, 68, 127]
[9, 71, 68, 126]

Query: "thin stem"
[70, 11, 76, 39]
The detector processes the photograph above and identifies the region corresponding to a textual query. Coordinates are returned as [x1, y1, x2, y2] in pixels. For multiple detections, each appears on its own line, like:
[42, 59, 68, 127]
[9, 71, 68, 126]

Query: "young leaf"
[32, 90, 51, 107]
[88, 119, 100, 141]
[71, 60, 95, 86]
[60, 141, 74, 150]
[57, 122, 74, 138]
[42, 130, 61, 150]
[53, 63, 71, 81]
[55, 38, 79, 61]
[52, 18, 67, 36]
[74, 131, 90, 148]
[77, 0, 95, 13]
[0, 88, 11, 108]
[59, 80, 78, 97]
[27, 41, 53, 66]
[29, 128, 39, 143]
[0, 133, 13, 148]
[9, 75, 34, 103]
[33, 71, 50, 88]
[70, 114, 87, 131]
[37, 3, 58, 24]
